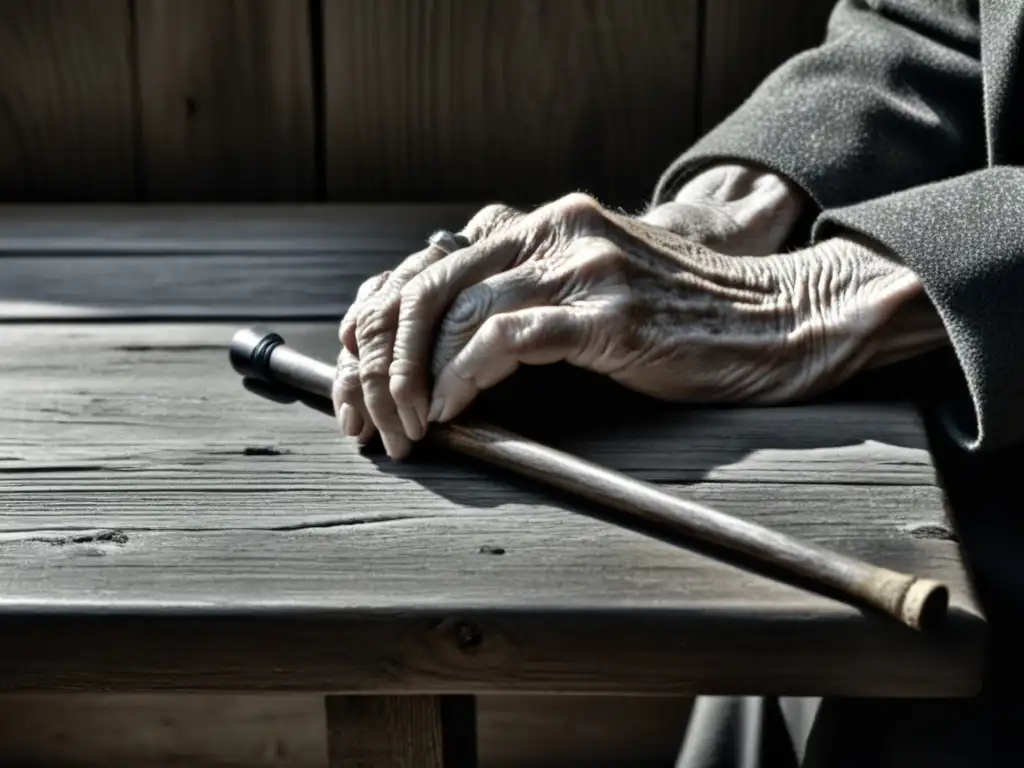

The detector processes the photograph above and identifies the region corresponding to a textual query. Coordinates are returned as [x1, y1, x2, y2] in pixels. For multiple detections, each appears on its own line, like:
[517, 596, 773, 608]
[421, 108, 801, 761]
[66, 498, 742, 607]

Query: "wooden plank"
[0, 253, 407, 320]
[323, 0, 700, 207]
[0, 693, 691, 767]
[0, 324, 946, 519]
[0, 321, 984, 695]
[0, 204, 476, 253]
[0, 694, 329, 768]
[325, 695, 476, 768]
[477, 694, 691, 768]
[325, 696, 445, 768]
[134, 0, 315, 200]
[0, 534, 984, 696]
[701, 0, 837, 131]
[0, 0, 136, 200]
[0, 204, 476, 319]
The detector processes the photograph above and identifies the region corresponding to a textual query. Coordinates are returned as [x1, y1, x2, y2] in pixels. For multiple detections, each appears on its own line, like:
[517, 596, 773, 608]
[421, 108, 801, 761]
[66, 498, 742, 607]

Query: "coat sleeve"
[814, 169, 1024, 453]
[652, 0, 1024, 453]
[652, 0, 985, 209]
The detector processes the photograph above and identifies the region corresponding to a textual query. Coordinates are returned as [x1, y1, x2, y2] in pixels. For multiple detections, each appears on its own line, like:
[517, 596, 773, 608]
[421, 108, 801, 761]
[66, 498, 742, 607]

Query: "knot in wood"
[454, 622, 483, 652]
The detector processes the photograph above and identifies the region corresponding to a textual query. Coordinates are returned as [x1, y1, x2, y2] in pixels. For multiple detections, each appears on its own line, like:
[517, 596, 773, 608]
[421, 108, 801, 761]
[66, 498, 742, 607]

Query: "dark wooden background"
[1, 0, 837, 208]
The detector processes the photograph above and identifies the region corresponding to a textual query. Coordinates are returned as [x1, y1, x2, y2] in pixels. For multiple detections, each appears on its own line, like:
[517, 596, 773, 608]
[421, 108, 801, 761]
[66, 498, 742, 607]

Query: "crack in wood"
[114, 344, 224, 352]
[242, 447, 289, 457]
[0, 517, 460, 537]
[269, 514, 452, 531]
[902, 523, 959, 542]
[0, 529, 129, 546]
[0, 464, 108, 474]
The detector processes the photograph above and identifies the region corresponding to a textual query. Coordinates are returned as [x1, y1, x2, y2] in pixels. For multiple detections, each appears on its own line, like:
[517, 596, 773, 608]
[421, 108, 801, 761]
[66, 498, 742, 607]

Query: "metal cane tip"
[229, 326, 285, 381]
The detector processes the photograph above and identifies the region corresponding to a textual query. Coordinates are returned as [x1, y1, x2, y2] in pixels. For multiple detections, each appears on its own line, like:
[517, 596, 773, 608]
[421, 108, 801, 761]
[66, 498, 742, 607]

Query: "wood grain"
[0, 694, 329, 768]
[0, 324, 947, 521]
[477, 694, 691, 767]
[0, 693, 689, 767]
[324, 695, 472, 768]
[701, 0, 837, 131]
[0, 321, 983, 695]
[325, 696, 444, 768]
[323, 0, 700, 207]
[135, 0, 315, 200]
[0, 204, 475, 319]
[0, 0, 136, 200]
[0, 204, 475, 253]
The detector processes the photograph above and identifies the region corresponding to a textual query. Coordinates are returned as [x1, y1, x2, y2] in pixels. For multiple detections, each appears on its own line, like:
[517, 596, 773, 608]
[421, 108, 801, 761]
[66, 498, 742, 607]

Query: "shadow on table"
[246, 345, 978, 631]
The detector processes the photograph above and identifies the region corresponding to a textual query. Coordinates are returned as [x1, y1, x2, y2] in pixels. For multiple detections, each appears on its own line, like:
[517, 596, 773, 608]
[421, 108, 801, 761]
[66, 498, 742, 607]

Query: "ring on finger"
[427, 229, 471, 255]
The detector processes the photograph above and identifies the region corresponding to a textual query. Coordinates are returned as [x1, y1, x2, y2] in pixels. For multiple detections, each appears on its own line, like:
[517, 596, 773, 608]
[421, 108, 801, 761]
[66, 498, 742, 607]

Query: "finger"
[340, 244, 453, 355]
[355, 286, 414, 458]
[390, 233, 526, 428]
[460, 203, 525, 242]
[340, 271, 391, 355]
[339, 203, 522, 356]
[429, 306, 594, 423]
[352, 204, 527, 454]
[333, 345, 374, 441]
[428, 260, 564, 383]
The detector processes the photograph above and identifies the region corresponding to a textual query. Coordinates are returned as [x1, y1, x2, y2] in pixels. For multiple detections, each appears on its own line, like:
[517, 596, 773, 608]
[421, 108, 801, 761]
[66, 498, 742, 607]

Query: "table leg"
[325, 695, 477, 768]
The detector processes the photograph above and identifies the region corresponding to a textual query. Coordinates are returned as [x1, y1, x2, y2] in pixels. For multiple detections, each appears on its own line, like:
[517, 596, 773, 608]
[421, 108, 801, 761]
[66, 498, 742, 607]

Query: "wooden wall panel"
[0, 0, 136, 201]
[701, 0, 838, 132]
[323, 0, 700, 208]
[135, 0, 315, 201]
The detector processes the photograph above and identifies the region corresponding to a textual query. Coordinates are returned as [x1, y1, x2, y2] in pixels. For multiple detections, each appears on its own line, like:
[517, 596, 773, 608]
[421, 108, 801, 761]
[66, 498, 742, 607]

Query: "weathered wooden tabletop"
[0, 206, 985, 698]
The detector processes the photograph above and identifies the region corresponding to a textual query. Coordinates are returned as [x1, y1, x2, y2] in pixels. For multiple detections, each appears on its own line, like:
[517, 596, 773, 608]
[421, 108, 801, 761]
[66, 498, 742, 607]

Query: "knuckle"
[388, 371, 419, 406]
[336, 365, 364, 401]
[399, 269, 451, 320]
[359, 271, 390, 299]
[443, 283, 491, 333]
[572, 240, 629, 280]
[549, 192, 603, 227]
[337, 366, 363, 396]
[464, 203, 522, 240]
[354, 297, 397, 345]
[398, 277, 429, 311]
[357, 347, 391, 381]
[479, 313, 519, 349]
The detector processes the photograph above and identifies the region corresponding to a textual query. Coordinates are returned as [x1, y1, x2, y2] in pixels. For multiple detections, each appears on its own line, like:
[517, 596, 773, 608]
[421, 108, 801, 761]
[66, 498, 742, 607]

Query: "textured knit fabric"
[652, 0, 1024, 453]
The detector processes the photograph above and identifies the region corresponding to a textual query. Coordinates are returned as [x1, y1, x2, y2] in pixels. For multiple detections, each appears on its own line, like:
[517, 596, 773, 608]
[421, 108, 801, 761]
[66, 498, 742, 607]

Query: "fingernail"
[380, 431, 411, 460]
[397, 405, 425, 441]
[428, 396, 446, 422]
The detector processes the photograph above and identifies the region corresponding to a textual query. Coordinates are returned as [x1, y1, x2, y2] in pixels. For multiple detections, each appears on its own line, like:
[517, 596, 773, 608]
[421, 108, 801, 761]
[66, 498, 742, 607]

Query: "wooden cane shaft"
[435, 421, 947, 631]
[233, 329, 949, 631]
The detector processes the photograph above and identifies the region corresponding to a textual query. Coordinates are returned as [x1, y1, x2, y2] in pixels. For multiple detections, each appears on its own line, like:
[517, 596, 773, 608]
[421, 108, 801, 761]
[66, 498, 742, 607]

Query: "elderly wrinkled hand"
[333, 193, 945, 459]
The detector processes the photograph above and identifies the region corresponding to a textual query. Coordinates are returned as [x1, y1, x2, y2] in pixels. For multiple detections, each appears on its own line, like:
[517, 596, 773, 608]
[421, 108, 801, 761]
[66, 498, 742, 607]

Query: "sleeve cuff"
[810, 167, 1024, 453]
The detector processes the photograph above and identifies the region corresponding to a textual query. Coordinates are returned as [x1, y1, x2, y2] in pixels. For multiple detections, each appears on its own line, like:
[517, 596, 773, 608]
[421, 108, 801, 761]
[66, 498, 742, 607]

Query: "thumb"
[428, 306, 596, 423]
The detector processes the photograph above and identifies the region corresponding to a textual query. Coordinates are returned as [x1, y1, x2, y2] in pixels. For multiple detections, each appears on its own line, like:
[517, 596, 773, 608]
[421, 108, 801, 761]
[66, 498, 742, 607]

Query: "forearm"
[641, 163, 807, 255]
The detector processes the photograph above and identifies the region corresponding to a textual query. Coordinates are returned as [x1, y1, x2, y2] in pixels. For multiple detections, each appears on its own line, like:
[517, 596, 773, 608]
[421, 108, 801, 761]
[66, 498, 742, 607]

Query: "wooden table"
[0, 206, 986, 767]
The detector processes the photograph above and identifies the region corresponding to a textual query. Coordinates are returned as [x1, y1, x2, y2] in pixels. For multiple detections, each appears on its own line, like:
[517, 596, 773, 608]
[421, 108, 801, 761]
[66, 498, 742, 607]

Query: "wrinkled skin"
[333, 166, 947, 459]
[640, 163, 806, 255]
